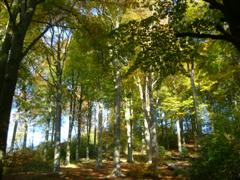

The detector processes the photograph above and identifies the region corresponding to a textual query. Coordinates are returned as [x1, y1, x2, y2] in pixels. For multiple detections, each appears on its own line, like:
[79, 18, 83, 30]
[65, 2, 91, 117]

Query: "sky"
[7, 108, 69, 151]
[7, 102, 108, 151]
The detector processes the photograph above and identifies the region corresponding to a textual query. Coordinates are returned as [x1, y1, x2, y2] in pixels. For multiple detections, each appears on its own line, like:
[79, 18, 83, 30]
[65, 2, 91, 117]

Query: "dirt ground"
[3, 149, 192, 180]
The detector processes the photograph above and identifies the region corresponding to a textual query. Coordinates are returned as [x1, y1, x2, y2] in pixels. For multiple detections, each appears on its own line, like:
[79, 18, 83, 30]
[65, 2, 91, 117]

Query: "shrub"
[4, 148, 52, 174]
[126, 163, 148, 178]
[159, 146, 166, 158]
[180, 147, 189, 157]
[190, 133, 240, 180]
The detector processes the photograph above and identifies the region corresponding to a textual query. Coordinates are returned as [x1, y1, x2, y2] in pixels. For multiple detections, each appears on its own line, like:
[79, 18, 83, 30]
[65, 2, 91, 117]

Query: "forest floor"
[3, 145, 196, 180]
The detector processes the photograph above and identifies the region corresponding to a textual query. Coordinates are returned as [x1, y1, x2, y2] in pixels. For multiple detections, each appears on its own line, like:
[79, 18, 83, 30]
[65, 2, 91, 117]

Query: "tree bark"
[0, 22, 12, 94]
[51, 117, 55, 146]
[0, 37, 24, 179]
[65, 85, 76, 165]
[125, 98, 133, 163]
[93, 109, 97, 151]
[180, 120, 186, 145]
[146, 72, 159, 171]
[10, 117, 18, 152]
[86, 102, 92, 161]
[187, 62, 201, 149]
[96, 102, 103, 168]
[76, 98, 83, 161]
[53, 86, 62, 173]
[176, 119, 182, 153]
[112, 62, 122, 176]
[23, 118, 28, 149]
[135, 75, 152, 162]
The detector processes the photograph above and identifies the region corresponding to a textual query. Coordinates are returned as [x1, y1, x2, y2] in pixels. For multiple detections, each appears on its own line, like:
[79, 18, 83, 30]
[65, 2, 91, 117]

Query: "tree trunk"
[23, 118, 28, 149]
[10, 118, 18, 152]
[96, 102, 103, 168]
[105, 112, 109, 151]
[51, 118, 55, 146]
[0, 42, 22, 179]
[93, 110, 97, 151]
[125, 98, 133, 163]
[65, 88, 76, 165]
[112, 63, 122, 176]
[176, 119, 182, 153]
[0, 23, 12, 96]
[165, 120, 170, 150]
[53, 86, 62, 173]
[53, 54, 63, 172]
[180, 120, 186, 145]
[146, 72, 159, 171]
[44, 118, 50, 161]
[135, 75, 152, 163]
[76, 99, 82, 161]
[187, 62, 201, 149]
[86, 102, 92, 161]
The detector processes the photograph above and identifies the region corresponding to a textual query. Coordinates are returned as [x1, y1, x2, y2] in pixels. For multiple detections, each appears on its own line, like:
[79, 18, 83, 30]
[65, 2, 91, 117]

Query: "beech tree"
[0, 0, 78, 176]
[42, 25, 71, 172]
[0, 1, 48, 176]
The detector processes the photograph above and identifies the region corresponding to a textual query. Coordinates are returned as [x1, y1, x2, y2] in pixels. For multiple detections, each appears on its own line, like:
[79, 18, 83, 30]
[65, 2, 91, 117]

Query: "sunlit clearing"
[62, 164, 79, 168]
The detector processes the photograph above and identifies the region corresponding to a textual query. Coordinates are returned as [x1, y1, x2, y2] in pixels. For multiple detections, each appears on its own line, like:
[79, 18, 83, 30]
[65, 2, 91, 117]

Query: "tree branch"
[176, 32, 231, 41]
[203, 0, 224, 12]
[3, 0, 16, 28]
[22, 25, 51, 57]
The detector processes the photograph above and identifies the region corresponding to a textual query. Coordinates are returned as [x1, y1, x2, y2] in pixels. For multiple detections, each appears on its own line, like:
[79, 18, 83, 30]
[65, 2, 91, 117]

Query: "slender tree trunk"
[176, 119, 182, 153]
[144, 119, 151, 162]
[23, 118, 28, 149]
[105, 112, 109, 151]
[10, 118, 18, 152]
[93, 109, 97, 151]
[86, 102, 92, 161]
[66, 92, 73, 165]
[180, 120, 186, 145]
[135, 75, 152, 162]
[112, 63, 122, 176]
[147, 72, 159, 172]
[161, 119, 164, 137]
[96, 102, 103, 168]
[141, 121, 145, 154]
[165, 120, 170, 150]
[65, 89, 76, 165]
[52, 26, 71, 172]
[76, 99, 82, 161]
[125, 98, 132, 162]
[51, 118, 55, 146]
[125, 98, 133, 163]
[53, 86, 62, 173]
[53, 54, 63, 173]
[187, 62, 201, 149]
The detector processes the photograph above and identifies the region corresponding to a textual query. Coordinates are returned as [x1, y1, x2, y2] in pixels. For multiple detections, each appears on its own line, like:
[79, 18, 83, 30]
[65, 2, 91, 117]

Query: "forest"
[0, 0, 240, 179]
